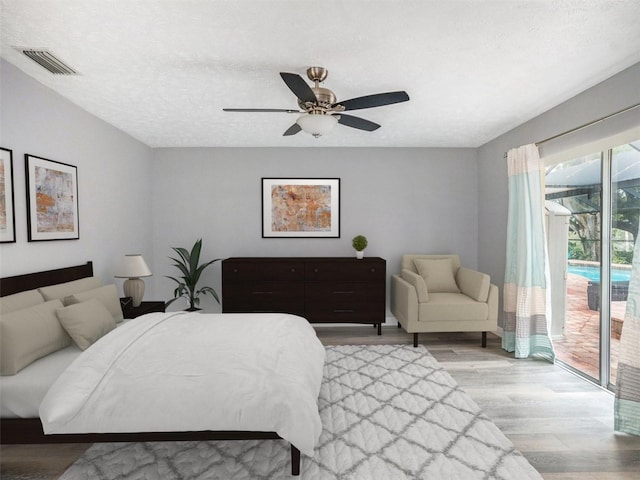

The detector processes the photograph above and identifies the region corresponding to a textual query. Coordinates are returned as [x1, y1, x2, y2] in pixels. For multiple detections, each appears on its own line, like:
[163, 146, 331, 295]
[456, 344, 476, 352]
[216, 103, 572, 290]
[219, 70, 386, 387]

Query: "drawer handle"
[371, 268, 376, 272]
[252, 291, 274, 295]
[333, 291, 354, 295]
[314, 268, 319, 273]
[333, 309, 354, 313]
[291, 268, 296, 272]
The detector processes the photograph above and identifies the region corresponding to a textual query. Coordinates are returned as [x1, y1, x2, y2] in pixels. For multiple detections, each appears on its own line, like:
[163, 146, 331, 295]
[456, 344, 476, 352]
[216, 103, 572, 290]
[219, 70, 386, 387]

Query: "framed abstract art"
[0, 147, 16, 243]
[262, 177, 340, 238]
[25, 154, 79, 241]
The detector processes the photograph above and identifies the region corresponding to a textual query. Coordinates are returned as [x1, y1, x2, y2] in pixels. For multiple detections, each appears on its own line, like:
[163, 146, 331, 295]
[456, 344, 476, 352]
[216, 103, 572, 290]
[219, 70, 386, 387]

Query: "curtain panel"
[503, 144, 555, 360]
[615, 234, 640, 436]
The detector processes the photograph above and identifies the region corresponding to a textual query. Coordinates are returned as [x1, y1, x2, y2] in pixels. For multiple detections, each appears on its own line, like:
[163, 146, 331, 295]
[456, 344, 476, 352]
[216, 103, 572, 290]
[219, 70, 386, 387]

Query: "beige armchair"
[391, 254, 498, 347]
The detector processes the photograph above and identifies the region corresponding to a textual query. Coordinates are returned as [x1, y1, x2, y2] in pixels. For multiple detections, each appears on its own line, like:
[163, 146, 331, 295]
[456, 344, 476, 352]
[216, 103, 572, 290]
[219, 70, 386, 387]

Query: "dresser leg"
[377, 323, 382, 335]
[413, 333, 418, 347]
[482, 331, 487, 348]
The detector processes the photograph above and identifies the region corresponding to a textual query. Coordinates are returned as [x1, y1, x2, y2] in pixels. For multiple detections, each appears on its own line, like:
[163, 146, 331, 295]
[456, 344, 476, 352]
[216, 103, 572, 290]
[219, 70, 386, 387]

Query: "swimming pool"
[568, 264, 631, 283]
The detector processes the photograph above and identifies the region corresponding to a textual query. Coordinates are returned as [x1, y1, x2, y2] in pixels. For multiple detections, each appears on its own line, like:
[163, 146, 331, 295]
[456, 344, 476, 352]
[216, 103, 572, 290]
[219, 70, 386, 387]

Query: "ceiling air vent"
[18, 49, 78, 75]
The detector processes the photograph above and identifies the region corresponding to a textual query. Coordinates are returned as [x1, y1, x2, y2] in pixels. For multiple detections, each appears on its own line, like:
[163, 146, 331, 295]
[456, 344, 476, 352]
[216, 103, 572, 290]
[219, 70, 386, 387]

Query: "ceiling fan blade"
[334, 91, 409, 111]
[280, 72, 317, 104]
[337, 114, 381, 132]
[223, 108, 300, 113]
[283, 123, 302, 136]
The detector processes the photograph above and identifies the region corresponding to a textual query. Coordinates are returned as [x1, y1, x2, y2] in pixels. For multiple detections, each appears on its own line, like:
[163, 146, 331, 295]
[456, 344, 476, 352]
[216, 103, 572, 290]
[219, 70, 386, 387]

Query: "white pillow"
[414, 258, 460, 293]
[0, 300, 71, 375]
[56, 299, 116, 350]
[66, 284, 124, 323]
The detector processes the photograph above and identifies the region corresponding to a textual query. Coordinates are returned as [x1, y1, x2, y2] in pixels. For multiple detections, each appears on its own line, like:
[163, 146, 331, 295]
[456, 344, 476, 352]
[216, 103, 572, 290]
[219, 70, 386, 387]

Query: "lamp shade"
[296, 113, 338, 137]
[114, 254, 152, 278]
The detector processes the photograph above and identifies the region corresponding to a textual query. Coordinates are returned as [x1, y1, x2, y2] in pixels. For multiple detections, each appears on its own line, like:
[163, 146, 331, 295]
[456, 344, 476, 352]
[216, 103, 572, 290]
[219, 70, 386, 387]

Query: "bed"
[0, 262, 325, 476]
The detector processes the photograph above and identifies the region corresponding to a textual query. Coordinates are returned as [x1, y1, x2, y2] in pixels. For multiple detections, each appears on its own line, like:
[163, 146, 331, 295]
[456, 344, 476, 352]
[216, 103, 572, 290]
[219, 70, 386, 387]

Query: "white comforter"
[39, 312, 326, 455]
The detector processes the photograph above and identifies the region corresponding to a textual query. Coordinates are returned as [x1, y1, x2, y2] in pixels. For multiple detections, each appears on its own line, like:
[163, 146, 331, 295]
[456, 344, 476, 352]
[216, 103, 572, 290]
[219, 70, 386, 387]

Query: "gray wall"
[477, 63, 640, 314]
[0, 60, 154, 285]
[150, 147, 479, 312]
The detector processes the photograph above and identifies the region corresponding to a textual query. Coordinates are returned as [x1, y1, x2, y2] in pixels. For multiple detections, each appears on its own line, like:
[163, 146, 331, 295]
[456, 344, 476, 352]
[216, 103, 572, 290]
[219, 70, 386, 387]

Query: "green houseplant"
[166, 238, 221, 311]
[352, 235, 368, 259]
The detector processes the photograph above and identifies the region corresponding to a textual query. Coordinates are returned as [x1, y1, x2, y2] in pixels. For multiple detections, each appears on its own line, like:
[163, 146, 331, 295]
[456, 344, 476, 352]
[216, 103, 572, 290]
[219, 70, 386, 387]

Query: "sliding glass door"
[609, 144, 640, 385]
[545, 141, 639, 388]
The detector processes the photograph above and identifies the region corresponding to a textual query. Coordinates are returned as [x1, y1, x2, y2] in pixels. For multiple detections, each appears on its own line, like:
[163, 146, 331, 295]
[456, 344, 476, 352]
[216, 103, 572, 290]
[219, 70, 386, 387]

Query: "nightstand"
[123, 301, 166, 319]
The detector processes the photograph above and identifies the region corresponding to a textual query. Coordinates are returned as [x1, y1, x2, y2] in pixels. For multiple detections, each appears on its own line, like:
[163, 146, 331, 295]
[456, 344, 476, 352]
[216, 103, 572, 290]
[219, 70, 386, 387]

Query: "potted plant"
[166, 238, 221, 311]
[352, 235, 368, 259]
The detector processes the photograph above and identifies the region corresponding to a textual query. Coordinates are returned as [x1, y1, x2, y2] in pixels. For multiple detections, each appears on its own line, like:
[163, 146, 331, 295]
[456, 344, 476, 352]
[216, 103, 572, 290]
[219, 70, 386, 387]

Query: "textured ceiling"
[2, 0, 640, 148]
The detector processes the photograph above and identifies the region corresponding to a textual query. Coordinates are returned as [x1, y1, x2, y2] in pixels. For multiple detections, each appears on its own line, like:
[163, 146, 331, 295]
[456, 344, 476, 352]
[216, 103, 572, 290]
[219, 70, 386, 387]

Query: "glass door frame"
[600, 149, 612, 389]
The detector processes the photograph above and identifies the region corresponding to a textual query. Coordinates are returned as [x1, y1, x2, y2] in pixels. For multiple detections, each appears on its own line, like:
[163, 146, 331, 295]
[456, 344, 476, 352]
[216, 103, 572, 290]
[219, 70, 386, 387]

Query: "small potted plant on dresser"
[352, 235, 368, 259]
[166, 238, 221, 311]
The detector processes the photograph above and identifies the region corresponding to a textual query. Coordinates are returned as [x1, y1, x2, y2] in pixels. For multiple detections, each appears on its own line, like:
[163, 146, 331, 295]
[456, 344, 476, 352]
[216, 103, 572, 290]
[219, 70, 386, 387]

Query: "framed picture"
[262, 177, 340, 238]
[0, 148, 16, 243]
[25, 154, 79, 241]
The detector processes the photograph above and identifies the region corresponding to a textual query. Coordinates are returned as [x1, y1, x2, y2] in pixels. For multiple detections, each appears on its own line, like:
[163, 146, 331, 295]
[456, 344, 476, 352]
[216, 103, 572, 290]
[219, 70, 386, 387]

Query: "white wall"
[0, 60, 154, 285]
[150, 147, 479, 312]
[477, 62, 640, 317]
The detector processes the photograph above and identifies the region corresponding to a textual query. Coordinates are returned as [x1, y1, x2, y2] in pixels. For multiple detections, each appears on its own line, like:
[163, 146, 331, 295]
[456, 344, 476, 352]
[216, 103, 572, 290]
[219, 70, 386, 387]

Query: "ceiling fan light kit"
[296, 113, 339, 138]
[223, 67, 409, 138]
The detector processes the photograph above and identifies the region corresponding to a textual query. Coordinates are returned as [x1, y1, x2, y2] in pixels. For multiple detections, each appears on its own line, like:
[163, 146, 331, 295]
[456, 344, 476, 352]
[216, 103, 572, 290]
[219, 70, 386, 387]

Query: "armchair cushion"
[401, 269, 428, 302]
[418, 293, 489, 322]
[456, 267, 491, 302]
[414, 258, 460, 293]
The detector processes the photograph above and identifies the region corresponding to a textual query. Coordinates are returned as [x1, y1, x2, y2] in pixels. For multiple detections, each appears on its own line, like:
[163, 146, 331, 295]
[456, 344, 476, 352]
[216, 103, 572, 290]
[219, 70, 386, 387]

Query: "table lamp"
[115, 254, 152, 307]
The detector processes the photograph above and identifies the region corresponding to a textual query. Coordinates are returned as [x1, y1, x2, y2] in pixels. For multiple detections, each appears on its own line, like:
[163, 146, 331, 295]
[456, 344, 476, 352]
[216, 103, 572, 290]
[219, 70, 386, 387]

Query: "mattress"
[0, 319, 133, 418]
[0, 344, 81, 418]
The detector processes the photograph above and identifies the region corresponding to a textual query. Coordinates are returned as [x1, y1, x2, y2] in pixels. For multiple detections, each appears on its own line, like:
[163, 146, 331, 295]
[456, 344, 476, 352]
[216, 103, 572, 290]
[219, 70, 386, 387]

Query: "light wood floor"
[2, 326, 639, 479]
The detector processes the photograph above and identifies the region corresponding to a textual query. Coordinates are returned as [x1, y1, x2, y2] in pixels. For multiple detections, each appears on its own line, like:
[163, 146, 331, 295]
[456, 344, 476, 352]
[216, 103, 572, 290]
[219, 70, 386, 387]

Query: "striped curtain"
[615, 234, 640, 435]
[502, 144, 555, 360]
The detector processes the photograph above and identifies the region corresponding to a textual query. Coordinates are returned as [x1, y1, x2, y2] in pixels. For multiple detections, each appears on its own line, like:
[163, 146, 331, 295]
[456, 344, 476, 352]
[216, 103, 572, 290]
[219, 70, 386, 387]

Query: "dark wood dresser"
[222, 257, 386, 334]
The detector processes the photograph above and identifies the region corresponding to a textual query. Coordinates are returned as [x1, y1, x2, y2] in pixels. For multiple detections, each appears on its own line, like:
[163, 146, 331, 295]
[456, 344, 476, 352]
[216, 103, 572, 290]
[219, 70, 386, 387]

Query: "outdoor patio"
[553, 273, 626, 384]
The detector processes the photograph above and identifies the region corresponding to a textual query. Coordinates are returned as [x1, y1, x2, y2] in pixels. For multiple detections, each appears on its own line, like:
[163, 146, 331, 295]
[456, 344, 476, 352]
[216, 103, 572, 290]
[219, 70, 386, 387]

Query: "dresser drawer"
[224, 281, 303, 298]
[305, 302, 385, 323]
[223, 260, 305, 281]
[222, 282, 303, 312]
[223, 290, 305, 315]
[305, 282, 384, 302]
[223, 300, 305, 315]
[305, 260, 385, 281]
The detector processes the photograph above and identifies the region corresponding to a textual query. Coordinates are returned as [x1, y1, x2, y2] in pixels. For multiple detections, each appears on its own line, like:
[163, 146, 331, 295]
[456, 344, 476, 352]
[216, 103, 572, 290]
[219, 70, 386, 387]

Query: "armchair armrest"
[487, 284, 498, 323]
[456, 267, 491, 302]
[391, 274, 419, 325]
[400, 269, 428, 302]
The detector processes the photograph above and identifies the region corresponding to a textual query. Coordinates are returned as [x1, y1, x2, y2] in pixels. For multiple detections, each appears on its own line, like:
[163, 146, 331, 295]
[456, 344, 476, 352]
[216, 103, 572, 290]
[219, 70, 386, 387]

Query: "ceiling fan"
[223, 67, 409, 137]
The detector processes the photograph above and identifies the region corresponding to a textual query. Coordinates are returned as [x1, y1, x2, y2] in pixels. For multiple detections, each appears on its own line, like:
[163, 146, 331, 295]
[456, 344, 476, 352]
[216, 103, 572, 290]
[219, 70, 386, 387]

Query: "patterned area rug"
[60, 344, 542, 479]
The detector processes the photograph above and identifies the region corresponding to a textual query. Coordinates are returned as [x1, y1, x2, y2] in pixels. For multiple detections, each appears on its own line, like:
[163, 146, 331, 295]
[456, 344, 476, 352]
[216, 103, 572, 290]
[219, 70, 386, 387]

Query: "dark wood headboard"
[0, 262, 94, 297]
